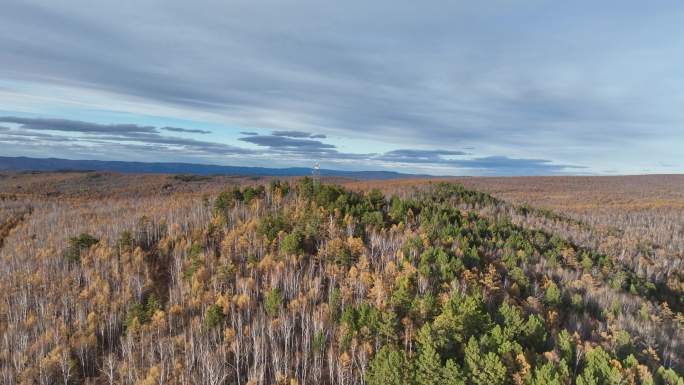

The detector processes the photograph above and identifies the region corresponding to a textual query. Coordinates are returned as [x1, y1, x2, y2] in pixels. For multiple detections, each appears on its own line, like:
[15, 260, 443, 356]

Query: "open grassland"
[0, 172, 682, 385]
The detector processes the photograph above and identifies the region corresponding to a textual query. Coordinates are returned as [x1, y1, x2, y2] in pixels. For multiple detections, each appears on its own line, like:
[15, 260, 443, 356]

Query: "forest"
[0, 174, 682, 385]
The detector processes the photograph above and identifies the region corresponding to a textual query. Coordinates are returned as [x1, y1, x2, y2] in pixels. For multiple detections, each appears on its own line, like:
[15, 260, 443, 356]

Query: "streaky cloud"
[160, 126, 211, 134]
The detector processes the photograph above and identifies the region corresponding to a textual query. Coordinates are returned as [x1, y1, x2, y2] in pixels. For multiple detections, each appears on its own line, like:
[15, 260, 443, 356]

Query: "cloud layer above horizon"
[0, 116, 580, 175]
[1, 0, 683, 175]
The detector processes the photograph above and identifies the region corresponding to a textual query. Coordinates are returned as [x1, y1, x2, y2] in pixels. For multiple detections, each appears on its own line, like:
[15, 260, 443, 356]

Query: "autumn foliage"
[0, 174, 682, 385]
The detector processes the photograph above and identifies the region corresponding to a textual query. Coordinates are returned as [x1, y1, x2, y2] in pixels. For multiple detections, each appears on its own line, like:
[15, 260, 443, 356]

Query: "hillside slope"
[0, 178, 681, 384]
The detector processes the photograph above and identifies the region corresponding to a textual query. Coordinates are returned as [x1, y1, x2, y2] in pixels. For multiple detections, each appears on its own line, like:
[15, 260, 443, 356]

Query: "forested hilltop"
[1, 178, 682, 384]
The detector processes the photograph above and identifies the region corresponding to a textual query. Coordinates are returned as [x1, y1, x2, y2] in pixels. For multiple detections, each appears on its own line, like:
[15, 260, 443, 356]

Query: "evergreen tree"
[656, 366, 684, 385]
[557, 329, 576, 365]
[415, 325, 442, 385]
[442, 359, 466, 385]
[264, 288, 283, 317]
[498, 302, 525, 340]
[544, 281, 562, 306]
[366, 345, 411, 385]
[464, 337, 507, 385]
[529, 362, 562, 385]
[577, 347, 623, 385]
[204, 304, 225, 329]
[433, 292, 491, 352]
[522, 314, 548, 352]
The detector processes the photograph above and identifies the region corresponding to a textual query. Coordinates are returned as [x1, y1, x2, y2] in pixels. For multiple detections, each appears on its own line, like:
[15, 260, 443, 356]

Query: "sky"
[1, 1, 683, 176]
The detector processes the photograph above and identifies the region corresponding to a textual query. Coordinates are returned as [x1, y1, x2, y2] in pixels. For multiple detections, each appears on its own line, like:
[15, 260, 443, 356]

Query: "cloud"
[2, 1, 680, 156]
[374, 149, 581, 175]
[160, 126, 211, 134]
[93, 133, 255, 155]
[272, 130, 327, 139]
[240, 131, 259, 136]
[452, 156, 585, 176]
[2, 1, 681, 174]
[379, 149, 469, 163]
[239, 133, 336, 153]
[0, 117, 211, 136]
[0, 116, 157, 134]
[0, 128, 76, 142]
[0, 116, 253, 156]
[272, 130, 313, 138]
[0, 115, 583, 175]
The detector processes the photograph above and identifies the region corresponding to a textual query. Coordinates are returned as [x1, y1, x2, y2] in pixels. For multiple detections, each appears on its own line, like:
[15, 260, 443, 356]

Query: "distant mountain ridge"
[0, 156, 425, 179]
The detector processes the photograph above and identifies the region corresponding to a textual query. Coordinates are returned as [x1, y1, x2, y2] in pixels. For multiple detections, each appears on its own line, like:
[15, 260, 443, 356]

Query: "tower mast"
[312, 162, 320, 187]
